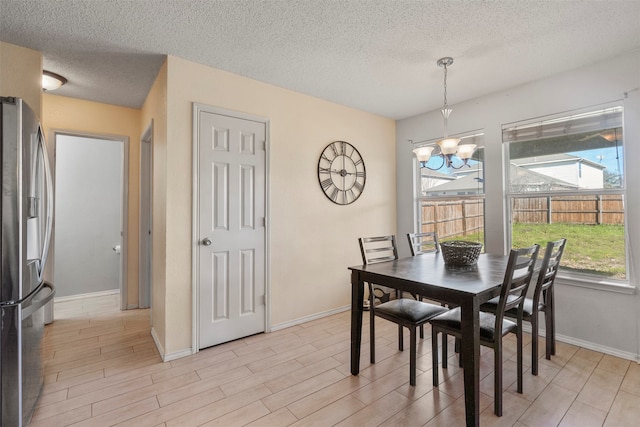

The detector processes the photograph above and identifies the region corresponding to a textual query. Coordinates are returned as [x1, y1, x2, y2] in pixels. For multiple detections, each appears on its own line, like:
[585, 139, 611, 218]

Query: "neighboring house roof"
[512, 153, 606, 170]
[425, 170, 484, 195]
[420, 168, 455, 181]
[424, 164, 579, 195]
[508, 164, 579, 191]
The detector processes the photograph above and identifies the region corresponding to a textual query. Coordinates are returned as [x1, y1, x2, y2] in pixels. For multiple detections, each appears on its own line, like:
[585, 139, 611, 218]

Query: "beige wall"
[0, 41, 42, 117]
[140, 60, 168, 351]
[42, 94, 142, 307]
[157, 56, 396, 356]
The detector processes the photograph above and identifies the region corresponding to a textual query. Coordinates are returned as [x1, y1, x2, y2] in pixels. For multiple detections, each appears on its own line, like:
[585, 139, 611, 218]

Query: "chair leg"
[431, 328, 439, 387]
[442, 332, 448, 369]
[494, 342, 503, 417]
[545, 308, 553, 360]
[548, 290, 556, 356]
[398, 325, 404, 351]
[369, 303, 375, 364]
[410, 327, 417, 386]
[417, 294, 424, 339]
[530, 314, 539, 376]
[517, 329, 523, 394]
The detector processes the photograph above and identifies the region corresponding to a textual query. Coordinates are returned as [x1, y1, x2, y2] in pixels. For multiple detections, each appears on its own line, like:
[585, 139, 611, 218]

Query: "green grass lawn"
[447, 223, 626, 279]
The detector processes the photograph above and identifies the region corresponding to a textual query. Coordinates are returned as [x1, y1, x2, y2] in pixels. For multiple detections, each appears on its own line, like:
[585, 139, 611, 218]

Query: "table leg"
[350, 270, 364, 375]
[460, 298, 480, 427]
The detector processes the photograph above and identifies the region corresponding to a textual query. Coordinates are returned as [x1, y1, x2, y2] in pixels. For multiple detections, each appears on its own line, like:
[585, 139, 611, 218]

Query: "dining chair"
[430, 244, 540, 416]
[407, 231, 445, 341]
[481, 238, 566, 375]
[358, 235, 449, 386]
[407, 231, 440, 256]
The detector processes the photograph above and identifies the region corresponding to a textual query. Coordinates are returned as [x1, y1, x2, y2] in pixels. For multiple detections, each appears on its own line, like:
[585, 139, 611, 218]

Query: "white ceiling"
[1, 0, 639, 119]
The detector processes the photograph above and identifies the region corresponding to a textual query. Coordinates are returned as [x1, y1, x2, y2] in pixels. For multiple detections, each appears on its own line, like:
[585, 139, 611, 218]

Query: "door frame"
[191, 103, 271, 353]
[52, 130, 129, 309]
[139, 121, 153, 310]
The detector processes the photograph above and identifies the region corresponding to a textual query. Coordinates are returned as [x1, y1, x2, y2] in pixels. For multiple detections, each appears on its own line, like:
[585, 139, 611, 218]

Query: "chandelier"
[413, 57, 476, 170]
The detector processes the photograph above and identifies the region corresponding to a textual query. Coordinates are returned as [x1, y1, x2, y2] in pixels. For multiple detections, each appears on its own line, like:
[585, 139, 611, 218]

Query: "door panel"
[198, 110, 266, 349]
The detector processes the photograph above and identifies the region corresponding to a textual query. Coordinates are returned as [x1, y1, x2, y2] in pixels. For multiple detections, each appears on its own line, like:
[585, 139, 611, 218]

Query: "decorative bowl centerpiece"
[440, 241, 483, 267]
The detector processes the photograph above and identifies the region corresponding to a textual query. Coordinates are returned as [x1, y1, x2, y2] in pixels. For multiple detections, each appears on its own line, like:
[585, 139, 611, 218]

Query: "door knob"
[202, 238, 212, 246]
[112, 245, 121, 254]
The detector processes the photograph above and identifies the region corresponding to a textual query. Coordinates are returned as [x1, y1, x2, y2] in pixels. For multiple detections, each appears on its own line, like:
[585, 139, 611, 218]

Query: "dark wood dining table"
[349, 252, 511, 427]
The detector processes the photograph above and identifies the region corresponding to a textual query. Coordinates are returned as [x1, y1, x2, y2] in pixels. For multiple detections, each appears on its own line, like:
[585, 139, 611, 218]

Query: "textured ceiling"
[1, 0, 639, 119]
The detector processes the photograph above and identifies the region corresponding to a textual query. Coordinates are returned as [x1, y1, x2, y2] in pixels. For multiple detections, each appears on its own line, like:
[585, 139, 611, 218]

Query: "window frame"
[413, 131, 486, 245]
[503, 103, 630, 287]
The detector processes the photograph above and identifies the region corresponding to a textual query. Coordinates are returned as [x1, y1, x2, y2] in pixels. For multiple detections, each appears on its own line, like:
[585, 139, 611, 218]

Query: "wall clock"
[318, 141, 366, 205]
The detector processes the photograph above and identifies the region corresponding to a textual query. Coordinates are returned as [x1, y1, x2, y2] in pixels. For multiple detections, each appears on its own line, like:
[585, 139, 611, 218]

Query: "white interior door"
[197, 108, 266, 349]
[54, 134, 124, 298]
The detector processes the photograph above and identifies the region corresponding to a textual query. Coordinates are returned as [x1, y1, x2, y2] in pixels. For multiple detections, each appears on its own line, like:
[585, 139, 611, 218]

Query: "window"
[414, 132, 485, 245]
[504, 105, 627, 282]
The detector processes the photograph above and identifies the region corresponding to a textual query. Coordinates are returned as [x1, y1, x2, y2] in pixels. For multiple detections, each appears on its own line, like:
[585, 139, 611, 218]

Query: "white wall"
[150, 56, 396, 357]
[396, 50, 640, 360]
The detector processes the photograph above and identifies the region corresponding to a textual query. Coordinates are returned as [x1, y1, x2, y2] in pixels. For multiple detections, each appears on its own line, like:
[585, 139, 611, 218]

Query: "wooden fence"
[419, 199, 484, 239]
[511, 195, 624, 225]
[420, 194, 623, 237]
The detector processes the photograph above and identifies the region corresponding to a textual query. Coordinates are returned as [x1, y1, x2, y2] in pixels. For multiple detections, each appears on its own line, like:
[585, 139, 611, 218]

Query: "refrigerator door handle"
[38, 127, 54, 280]
[21, 282, 55, 321]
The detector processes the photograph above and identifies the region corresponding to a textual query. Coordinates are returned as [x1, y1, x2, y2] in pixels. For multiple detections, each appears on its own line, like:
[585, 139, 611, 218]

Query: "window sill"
[556, 273, 635, 294]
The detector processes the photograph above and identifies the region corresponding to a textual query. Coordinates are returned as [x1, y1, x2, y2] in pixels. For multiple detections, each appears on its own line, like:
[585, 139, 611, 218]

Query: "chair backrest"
[532, 238, 567, 304]
[359, 235, 399, 265]
[407, 232, 440, 256]
[494, 244, 540, 327]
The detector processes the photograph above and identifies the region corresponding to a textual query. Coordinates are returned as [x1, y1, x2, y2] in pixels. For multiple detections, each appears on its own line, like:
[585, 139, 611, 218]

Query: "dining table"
[349, 251, 511, 427]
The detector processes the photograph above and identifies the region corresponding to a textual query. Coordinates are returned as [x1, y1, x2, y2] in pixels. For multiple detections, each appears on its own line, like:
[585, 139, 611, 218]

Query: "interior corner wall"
[140, 59, 168, 355]
[42, 94, 142, 307]
[0, 41, 42, 118]
[162, 55, 396, 356]
[396, 49, 640, 359]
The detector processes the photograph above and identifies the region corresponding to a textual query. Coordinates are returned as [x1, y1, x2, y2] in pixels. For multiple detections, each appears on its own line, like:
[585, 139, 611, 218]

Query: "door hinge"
[262, 217, 266, 227]
[261, 295, 266, 305]
[261, 140, 266, 151]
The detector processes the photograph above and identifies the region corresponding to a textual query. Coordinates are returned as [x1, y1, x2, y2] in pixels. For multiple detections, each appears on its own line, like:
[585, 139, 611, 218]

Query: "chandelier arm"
[449, 161, 467, 170]
[422, 155, 446, 171]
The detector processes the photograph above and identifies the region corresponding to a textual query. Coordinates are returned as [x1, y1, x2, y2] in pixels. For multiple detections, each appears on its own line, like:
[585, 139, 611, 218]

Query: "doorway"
[53, 133, 128, 305]
[193, 104, 269, 350]
[139, 122, 153, 309]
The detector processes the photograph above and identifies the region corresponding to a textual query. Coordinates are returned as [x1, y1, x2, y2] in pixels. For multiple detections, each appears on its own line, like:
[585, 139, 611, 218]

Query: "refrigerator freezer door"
[0, 282, 54, 427]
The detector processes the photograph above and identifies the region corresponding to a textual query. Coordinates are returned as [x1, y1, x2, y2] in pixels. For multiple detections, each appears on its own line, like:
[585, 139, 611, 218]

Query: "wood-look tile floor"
[30, 294, 640, 426]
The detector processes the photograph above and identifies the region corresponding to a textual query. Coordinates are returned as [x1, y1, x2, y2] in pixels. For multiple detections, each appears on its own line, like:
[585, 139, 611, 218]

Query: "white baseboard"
[150, 327, 193, 362]
[271, 305, 350, 331]
[555, 332, 638, 363]
[150, 306, 640, 364]
[150, 327, 165, 360]
[522, 324, 639, 363]
[163, 348, 194, 362]
[54, 289, 119, 303]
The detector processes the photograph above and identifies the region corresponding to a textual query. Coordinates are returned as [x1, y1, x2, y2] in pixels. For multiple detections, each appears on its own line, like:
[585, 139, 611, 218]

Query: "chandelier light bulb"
[456, 144, 477, 160]
[437, 137, 461, 155]
[413, 146, 434, 162]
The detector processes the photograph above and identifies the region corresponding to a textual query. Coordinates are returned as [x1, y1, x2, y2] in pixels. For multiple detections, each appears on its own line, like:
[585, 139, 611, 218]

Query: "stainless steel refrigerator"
[1, 97, 55, 426]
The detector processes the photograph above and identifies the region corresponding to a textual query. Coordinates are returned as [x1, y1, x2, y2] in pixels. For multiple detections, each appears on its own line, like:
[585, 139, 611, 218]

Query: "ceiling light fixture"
[413, 57, 476, 170]
[42, 70, 67, 91]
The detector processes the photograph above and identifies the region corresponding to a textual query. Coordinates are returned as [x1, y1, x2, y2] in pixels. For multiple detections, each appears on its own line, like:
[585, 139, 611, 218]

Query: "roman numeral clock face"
[318, 141, 366, 205]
